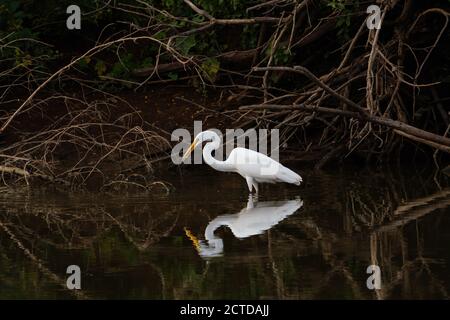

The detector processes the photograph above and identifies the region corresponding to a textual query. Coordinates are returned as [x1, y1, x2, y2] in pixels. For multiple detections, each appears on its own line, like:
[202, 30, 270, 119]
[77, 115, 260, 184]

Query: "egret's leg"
[246, 194, 254, 209]
[252, 182, 259, 195]
[245, 176, 254, 193]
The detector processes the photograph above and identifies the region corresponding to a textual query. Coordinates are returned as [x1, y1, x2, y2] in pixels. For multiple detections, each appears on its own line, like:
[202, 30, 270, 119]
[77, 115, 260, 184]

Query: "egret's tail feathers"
[277, 166, 303, 186]
[292, 176, 302, 186]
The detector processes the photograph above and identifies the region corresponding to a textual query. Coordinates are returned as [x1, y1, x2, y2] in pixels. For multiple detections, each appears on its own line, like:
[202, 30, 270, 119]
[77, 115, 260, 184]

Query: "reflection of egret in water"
[185, 195, 303, 258]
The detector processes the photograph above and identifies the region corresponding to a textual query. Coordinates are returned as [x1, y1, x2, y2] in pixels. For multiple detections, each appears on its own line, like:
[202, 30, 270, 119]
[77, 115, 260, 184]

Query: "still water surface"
[0, 164, 449, 299]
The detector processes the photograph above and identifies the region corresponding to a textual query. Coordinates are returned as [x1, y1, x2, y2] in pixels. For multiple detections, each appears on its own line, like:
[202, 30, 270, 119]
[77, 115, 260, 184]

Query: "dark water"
[0, 164, 449, 299]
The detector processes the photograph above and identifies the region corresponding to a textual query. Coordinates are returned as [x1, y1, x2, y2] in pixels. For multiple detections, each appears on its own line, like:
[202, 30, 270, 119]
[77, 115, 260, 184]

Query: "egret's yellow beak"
[184, 227, 201, 252]
[182, 138, 199, 162]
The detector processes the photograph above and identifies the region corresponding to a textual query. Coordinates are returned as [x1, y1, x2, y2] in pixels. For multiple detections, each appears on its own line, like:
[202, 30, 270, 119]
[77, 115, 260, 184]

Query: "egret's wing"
[228, 147, 302, 184]
[230, 199, 303, 238]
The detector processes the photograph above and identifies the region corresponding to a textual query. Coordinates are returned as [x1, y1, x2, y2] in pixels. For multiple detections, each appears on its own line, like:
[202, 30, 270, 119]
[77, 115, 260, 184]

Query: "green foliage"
[336, 13, 352, 39]
[201, 57, 220, 82]
[326, 0, 361, 41]
[167, 72, 179, 80]
[175, 35, 197, 55]
[0, 0, 261, 85]
[0, 0, 114, 78]
[0, 1, 51, 69]
[95, 60, 107, 77]
[159, 0, 248, 18]
[272, 48, 292, 66]
[241, 24, 259, 49]
[194, 0, 244, 17]
[0, 0, 286, 87]
[108, 53, 142, 78]
[327, 0, 346, 11]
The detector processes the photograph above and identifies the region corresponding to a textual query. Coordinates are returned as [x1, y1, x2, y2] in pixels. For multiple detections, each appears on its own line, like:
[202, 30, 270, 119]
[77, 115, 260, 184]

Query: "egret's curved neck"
[202, 217, 227, 256]
[202, 137, 233, 172]
[205, 217, 228, 241]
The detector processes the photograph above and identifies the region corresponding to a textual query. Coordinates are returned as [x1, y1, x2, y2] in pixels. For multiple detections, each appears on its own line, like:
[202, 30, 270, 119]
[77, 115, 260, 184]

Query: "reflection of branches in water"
[269, 171, 450, 299]
[0, 219, 87, 299]
[368, 188, 450, 299]
[1, 171, 449, 299]
[343, 167, 449, 231]
[0, 188, 178, 298]
[374, 189, 450, 233]
[177, 170, 448, 299]
[0, 189, 178, 249]
[102, 207, 179, 251]
[267, 230, 284, 299]
[294, 217, 366, 299]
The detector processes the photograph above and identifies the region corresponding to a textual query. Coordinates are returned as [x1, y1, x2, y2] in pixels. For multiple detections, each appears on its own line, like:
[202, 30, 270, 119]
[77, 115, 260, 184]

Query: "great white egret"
[181, 130, 303, 193]
[185, 195, 303, 258]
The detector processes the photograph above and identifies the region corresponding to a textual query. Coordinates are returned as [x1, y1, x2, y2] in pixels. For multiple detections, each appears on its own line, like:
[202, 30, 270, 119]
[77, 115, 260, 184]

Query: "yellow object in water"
[184, 227, 200, 252]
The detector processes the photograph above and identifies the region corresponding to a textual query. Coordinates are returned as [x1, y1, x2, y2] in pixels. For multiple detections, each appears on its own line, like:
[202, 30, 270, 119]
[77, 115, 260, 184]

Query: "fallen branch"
[0, 35, 183, 134]
[133, 49, 257, 77]
[183, 0, 285, 24]
[0, 165, 30, 178]
[240, 103, 450, 152]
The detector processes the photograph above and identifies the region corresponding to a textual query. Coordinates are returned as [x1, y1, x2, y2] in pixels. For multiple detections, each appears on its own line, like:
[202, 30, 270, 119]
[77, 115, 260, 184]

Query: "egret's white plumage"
[182, 130, 303, 193]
